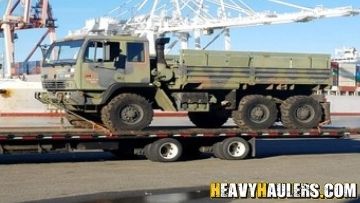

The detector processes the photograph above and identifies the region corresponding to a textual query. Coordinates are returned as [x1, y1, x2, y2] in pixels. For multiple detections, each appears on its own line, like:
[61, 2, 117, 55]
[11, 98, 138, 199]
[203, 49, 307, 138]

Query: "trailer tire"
[232, 95, 277, 130]
[212, 142, 225, 159]
[149, 138, 183, 162]
[221, 137, 250, 160]
[188, 111, 230, 128]
[281, 96, 322, 129]
[144, 143, 157, 161]
[101, 94, 153, 132]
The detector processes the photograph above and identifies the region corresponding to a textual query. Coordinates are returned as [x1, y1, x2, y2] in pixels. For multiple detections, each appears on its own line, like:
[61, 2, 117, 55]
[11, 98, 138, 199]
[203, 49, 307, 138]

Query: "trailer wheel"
[232, 95, 278, 130]
[221, 137, 250, 160]
[212, 142, 225, 159]
[101, 94, 153, 132]
[144, 143, 157, 161]
[281, 96, 321, 129]
[148, 138, 183, 162]
[188, 110, 230, 128]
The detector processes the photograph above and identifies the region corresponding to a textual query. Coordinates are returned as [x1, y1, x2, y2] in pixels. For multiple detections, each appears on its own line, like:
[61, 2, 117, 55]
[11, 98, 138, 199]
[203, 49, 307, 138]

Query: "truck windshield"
[44, 40, 84, 66]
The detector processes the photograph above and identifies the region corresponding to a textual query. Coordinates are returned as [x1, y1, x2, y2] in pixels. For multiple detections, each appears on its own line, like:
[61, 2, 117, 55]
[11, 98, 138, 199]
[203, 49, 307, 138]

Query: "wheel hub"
[227, 141, 246, 157]
[296, 105, 315, 122]
[159, 143, 178, 159]
[249, 104, 270, 123]
[120, 104, 143, 124]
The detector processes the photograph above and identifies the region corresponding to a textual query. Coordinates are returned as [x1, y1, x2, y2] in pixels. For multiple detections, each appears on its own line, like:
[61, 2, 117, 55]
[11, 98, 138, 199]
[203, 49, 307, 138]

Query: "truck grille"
[42, 81, 66, 89]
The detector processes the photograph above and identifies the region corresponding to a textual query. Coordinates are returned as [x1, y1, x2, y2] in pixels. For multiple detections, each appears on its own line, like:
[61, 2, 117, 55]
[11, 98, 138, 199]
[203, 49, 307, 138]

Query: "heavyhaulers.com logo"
[210, 182, 358, 199]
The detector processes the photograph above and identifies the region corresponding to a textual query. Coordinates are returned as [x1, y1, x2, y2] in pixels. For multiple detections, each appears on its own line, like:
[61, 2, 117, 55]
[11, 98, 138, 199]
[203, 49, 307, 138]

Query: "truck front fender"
[100, 83, 155, 105]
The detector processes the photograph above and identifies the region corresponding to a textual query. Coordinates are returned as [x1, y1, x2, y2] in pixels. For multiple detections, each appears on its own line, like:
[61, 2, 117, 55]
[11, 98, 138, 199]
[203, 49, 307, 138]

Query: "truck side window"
[127, 42, 145, 62]
[84, 41, 120, 63]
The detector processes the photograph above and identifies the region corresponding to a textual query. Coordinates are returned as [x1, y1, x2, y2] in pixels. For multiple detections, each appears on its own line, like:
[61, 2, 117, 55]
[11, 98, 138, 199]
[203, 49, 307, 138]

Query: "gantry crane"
[0, 0, 56, 78]
[103, 0, 360, 54]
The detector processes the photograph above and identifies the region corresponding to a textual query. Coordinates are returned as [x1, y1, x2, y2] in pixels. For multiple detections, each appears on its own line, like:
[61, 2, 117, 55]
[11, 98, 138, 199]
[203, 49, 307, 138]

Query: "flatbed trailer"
[0, 126, 359, 162]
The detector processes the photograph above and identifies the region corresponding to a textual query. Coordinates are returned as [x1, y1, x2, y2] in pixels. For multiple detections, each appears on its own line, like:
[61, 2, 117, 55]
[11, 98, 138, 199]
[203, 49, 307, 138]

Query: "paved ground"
[0, 116, 359, 202]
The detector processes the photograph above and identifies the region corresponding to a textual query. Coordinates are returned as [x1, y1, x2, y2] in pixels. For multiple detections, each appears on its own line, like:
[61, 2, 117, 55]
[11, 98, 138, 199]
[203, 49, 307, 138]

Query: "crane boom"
[0, 0, 56, 78]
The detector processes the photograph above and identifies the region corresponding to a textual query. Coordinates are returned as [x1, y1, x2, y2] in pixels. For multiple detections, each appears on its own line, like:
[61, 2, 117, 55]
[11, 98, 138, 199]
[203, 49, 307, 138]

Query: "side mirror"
[40, 45, 50, 58]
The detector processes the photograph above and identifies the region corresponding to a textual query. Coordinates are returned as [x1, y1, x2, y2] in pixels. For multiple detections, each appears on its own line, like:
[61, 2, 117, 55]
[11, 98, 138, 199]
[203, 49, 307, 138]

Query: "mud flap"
[321, 102, 331, 125]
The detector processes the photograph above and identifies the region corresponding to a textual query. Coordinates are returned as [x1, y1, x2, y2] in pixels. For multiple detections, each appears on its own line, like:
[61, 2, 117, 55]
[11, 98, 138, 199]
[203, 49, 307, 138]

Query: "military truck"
[35, 35, 332, 132]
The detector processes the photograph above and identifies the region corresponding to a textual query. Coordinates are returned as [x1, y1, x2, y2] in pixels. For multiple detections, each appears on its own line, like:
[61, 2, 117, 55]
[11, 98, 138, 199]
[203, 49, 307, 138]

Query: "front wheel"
[101, 94, 153, 132]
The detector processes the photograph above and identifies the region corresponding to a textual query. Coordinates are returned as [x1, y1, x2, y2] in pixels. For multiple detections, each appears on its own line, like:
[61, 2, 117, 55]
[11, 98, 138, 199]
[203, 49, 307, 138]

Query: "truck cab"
[41, 35, 151, 92]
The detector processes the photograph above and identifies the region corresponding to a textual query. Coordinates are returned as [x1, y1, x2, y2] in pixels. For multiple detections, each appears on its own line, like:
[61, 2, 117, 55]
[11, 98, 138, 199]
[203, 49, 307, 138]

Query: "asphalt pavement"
[0, 116, 359, 203]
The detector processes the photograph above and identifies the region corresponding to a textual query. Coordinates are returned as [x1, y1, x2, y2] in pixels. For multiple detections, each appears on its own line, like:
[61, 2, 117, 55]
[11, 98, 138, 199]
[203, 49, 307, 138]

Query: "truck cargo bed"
[179, 50, 332, 88]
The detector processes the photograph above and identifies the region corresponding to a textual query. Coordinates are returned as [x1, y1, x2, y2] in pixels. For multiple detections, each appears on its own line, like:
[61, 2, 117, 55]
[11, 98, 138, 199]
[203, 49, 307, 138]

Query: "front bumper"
[35, 91, 86, 106]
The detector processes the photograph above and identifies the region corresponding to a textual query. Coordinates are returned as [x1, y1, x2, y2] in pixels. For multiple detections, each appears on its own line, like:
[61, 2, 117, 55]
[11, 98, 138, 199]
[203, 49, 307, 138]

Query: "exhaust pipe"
[155, 38, 172, 82]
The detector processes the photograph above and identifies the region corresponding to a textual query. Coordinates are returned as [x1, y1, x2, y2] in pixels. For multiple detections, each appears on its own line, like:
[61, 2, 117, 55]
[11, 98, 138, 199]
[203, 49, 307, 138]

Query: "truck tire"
[280, 96, 322, 129]
[232, 95, 277, 130]
[188, 111, 230, 128]
[101, 94, 153, 132]
[212, 142, 225, 159]
[221, 137, 250, 160]
[148, 138, 183, 162]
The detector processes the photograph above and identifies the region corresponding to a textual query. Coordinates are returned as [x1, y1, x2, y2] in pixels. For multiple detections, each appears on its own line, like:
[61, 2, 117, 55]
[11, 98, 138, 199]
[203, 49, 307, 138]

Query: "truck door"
[123, 41, 150, 84]
[81, 40, 125, 90]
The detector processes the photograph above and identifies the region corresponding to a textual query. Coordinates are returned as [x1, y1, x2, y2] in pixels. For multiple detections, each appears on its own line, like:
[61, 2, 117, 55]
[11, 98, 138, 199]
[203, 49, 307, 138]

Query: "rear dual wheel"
[212, 137, 250, 160]
[144, 138, 183, 162]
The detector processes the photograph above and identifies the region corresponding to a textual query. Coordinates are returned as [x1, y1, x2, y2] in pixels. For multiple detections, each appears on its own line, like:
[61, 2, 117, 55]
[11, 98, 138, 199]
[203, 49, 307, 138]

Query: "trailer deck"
[0, 126, 358, 141]
[0, 126, 359, 162]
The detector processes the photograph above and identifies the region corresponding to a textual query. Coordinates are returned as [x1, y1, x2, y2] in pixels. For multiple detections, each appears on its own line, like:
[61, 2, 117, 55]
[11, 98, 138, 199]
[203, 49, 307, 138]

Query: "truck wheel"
[232, 95, 277, 130]
[148, 138, 183, 162]
[281, 96, 321, 129]
[212, 142, 225, 159]
[221, 137, 250, 160]
[101, 94, 153, 132]
[188, 111, 230, 128]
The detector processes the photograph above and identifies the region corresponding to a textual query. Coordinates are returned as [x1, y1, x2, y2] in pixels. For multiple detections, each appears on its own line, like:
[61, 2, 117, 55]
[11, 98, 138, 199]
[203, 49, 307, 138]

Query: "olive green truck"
[36, 35, 332, 132]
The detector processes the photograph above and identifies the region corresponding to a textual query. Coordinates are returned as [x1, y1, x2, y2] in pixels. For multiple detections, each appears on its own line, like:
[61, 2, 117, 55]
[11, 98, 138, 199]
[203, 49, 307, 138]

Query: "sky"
[1, 0, 360, 62]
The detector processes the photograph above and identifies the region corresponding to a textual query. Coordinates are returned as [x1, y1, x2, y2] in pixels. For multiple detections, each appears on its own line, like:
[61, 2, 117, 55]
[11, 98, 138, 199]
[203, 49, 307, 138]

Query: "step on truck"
[0, 126, 358, 162]
[35, 35, 332, 132]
